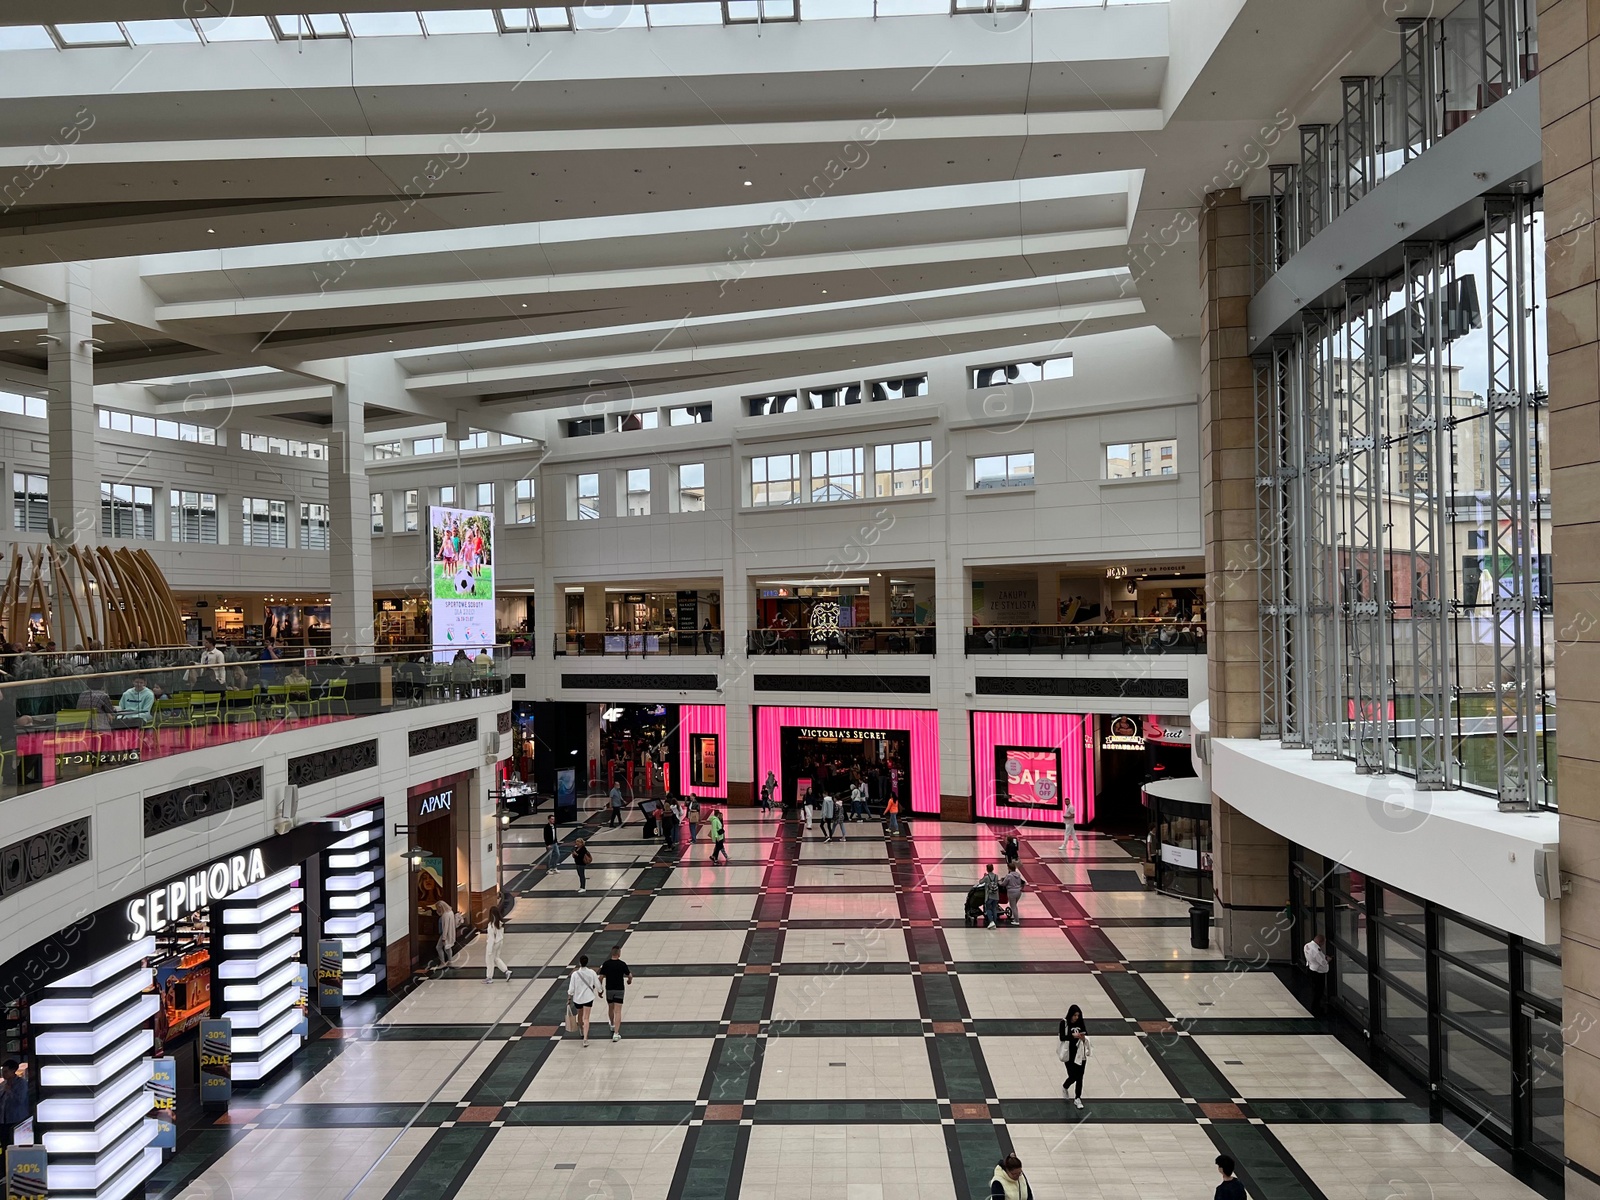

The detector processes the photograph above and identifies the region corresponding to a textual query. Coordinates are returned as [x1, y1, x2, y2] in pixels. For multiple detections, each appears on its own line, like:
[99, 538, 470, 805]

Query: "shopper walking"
[608, 783, 624, 827]
[759, 777, 774, 813]
[1058, 803, 1079, 853]
[1002, 864, 1024, 922]
[599, 945, 633, 1041]
[1058, 1003, 1090, 1108]
[820, 792, 836, 841]
[851, 779, 866, 821]
[482, 906, 512, 983]
[1001, 834, 1020, 872]
[1212, 1154, 1247, 1200]
[885, 794, 900, 836]
[1304, 933, 1331, 1015]
[709, 808, 728, 863]
[801, 786, 814, 833]
[572, 838, 592, 893]
[687, 797, 702, 844]
[980, 864, 1001, 930]
[567, 954, 602, 1046]
[989, 1153, 1032, 1200]
[432, 900, 458, 972]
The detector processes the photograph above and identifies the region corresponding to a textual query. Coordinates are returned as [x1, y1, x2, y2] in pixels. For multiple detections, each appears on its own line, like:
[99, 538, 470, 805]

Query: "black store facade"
[0, 737, 399, 1200]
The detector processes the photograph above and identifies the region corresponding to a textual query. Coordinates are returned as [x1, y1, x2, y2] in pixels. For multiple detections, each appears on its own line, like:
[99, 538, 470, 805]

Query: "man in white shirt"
[197, 638, 226, 688]
[1303, 933, 1330, 1014]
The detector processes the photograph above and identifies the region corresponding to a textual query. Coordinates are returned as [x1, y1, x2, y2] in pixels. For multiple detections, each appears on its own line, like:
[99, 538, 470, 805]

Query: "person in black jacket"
[1058, 1003, 1089, 1108]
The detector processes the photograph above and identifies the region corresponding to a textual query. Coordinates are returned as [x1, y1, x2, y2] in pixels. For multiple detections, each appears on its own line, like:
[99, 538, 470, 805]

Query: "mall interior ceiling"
[0, 0, 1393, 421]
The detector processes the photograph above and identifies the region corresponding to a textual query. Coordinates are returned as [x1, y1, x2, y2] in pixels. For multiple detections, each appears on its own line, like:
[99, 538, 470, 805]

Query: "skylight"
[0, 0, 1170, 53]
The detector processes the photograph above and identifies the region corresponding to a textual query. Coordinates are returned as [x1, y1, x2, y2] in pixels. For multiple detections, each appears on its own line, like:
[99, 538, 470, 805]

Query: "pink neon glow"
[677, 704, 728, 799]
[755, 705, 941, 814]
[970, 711, 1095, 826]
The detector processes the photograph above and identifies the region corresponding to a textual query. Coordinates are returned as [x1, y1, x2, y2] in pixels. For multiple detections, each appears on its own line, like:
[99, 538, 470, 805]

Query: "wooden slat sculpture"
[0, 543, 183, 648]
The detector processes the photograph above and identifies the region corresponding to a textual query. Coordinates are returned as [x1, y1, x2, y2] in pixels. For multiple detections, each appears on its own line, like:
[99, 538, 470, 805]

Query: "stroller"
[964, 885, 1014, 927]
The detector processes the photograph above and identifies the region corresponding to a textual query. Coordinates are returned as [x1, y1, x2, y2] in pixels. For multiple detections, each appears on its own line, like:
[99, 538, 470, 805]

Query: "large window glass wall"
[1289, 845, 1561, 1168]
[1256, 197, 1551, 807]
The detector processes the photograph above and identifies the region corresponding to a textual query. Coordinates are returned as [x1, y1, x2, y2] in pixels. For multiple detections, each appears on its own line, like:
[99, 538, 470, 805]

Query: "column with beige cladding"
[1540, 0, 1600, 1192]
[1198, 189, 1291, 960]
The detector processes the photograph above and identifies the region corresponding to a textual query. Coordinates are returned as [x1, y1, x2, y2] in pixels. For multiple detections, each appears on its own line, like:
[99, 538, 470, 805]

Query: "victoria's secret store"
[0, 810, 386, 1196]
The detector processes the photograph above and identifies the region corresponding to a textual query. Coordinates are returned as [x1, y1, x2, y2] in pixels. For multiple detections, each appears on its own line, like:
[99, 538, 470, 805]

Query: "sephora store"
[0, 806, 384, 1200]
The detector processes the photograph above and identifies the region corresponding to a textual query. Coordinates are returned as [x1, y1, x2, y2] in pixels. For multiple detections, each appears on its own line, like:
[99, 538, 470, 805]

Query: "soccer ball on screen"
[454, 570, 476, 595]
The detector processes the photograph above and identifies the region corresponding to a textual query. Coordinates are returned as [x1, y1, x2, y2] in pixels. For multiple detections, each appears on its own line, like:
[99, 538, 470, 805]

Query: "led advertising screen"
[994, 746, 1063, 810]
[428, 505, 495, 661]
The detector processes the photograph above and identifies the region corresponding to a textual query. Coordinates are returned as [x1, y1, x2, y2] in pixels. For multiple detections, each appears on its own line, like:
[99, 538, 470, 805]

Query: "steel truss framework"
[1262, 3, 1533, 272]
[1252, 204, 1550, 807]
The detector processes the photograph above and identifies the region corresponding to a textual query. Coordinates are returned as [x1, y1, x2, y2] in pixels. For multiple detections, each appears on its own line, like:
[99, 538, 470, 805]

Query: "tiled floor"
[151, 808, 1556, 1200]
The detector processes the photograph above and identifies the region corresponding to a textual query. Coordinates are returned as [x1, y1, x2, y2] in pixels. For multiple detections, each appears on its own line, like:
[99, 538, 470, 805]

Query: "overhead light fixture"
[742, 180, 752, 186]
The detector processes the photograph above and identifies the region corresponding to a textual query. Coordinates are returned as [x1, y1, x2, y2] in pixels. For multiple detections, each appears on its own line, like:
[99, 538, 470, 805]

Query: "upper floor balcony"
[0, 645, 509, 800]
[746, 625, 935, 656]
[964, 621, 1206, 656]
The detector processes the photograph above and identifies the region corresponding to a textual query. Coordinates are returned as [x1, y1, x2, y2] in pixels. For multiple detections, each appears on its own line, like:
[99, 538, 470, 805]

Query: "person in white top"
[1303, 933, 1331, 1014]
[1058, 802, 1079, 853]
[197, 637, 226, 688]
[567, 954, 602, 1046]
[482, 906, 511, 984]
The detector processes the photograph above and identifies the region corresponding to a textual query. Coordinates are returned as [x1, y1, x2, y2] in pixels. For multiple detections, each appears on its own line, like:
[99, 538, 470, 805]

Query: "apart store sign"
[127, 849, 268, 939]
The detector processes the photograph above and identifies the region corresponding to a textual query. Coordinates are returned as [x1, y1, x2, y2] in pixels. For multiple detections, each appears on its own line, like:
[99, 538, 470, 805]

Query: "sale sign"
[995, 747, 1063, 810]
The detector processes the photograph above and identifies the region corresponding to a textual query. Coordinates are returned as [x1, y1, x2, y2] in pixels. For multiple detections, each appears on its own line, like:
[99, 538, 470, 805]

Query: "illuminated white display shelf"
[215, 866, 305, 1083]
[321, 803, 385, 998]
[33, 937, 161, 1200]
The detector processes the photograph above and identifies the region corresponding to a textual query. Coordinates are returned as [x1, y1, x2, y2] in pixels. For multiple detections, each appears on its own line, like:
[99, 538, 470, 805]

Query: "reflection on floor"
[149, 810, 1554, 1200]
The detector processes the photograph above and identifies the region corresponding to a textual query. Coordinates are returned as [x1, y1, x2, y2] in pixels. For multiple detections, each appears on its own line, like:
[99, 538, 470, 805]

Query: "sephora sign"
[127, 848, 269, 939]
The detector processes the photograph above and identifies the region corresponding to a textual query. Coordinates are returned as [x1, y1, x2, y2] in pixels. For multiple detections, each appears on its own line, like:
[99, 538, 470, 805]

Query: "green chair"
[265, 685, 292, 721]
[224, 690, 259, 726]
[319, 678, 349, 717]
[153, 698, 188, 730]
[53, 709, 92, 732]
[188, 693, 222, 729]
[289, 684, 315, 719]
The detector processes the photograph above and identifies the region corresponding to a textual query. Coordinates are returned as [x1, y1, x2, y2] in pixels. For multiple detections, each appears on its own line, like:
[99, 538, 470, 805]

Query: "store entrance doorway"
[778, 726, 908, 812]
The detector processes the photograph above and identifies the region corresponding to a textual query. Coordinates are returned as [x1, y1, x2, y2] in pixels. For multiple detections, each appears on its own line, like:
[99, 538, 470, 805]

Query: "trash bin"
[1189, 903, 1211, 950]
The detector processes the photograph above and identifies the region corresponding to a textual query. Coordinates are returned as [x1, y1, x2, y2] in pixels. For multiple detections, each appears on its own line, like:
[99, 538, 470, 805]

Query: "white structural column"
[329, 369, 375, 655]
[46, 263, 99, 550]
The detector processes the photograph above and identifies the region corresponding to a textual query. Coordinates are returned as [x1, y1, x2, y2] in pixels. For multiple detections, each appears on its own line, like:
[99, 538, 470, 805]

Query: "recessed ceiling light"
[206, 228, 216, 234]
[743, 180, 752, 186]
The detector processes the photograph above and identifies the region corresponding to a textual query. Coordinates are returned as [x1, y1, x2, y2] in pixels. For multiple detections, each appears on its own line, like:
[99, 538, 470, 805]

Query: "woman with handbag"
[567, 954, 602, 1046]
[989, 1153, 1033, 1199]
[1057, 1003, 1090, 1108]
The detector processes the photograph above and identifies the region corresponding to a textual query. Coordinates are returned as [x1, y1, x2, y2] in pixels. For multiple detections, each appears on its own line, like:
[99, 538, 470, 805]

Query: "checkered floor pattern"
[148, 809, 1553, 1200]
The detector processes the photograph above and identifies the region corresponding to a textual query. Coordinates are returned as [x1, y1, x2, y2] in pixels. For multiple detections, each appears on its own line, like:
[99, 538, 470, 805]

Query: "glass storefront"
[1289, 844, 1562, 1169]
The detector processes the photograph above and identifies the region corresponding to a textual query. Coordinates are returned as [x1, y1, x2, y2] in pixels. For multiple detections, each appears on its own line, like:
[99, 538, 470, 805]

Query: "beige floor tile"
[174, 1127, 435, 1200]
[519, 1038, 715, 1101]
[779, 926, 908, 963]
[1195, 1034, 1402, 1099]
[1271, 1123, 1545, 1199]
[957, 972, 1122, 1020]
[756, 1037, 936, 1100]
[614, 927, 751, 965]
[771, 973, 921, 1023]
[455, 1126, 688, 1200]
[1144, 970, 1307, 1019]
[286, 1040, 504, 1104]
